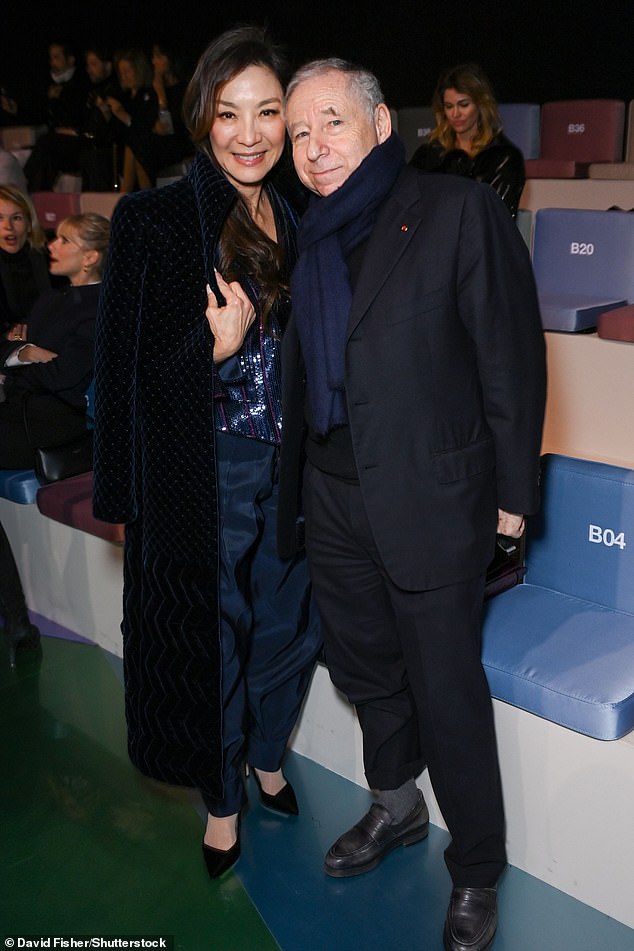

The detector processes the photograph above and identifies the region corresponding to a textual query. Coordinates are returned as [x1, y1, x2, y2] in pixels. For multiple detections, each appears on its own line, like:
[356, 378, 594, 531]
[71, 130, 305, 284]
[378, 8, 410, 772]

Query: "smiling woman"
[93, 24, 321, 884]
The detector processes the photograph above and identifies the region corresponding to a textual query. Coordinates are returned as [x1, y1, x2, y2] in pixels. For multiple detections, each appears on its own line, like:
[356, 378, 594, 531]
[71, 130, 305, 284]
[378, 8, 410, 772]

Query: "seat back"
[78, 192, 121, 218]
[397, 107, 435, 160]
[526, 455, 634, 614]
[532, 208, 634, 301]
[498, 103, 541, 159]
[539, 100, 625, 162]
[31, 192, 81, 234]
[0, 125, 45, 150]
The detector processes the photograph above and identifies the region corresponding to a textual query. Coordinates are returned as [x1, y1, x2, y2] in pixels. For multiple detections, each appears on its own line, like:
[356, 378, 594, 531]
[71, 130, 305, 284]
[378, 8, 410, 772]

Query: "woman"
[0, 185, 50, 335]
[410, 63, 525, 218]
[106, 49, 158, 192]
[93, 26, 321, 880]
[124, 42, 193, 188]
[0, 213, 110, 468]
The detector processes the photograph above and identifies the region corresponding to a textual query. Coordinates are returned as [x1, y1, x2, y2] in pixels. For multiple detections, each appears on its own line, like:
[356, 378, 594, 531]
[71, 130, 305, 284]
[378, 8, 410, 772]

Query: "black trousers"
[303, 462, 506, 887]
[0, 394, 87, 469]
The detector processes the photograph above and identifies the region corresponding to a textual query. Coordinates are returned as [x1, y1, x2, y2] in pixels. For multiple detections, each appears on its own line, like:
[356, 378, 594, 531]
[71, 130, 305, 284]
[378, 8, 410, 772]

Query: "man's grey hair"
[285, 58, 385, 121]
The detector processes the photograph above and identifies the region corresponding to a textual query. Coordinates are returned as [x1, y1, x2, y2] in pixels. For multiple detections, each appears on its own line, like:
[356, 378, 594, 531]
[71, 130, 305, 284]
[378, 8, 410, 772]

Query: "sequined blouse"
[213, 187, 297, 446]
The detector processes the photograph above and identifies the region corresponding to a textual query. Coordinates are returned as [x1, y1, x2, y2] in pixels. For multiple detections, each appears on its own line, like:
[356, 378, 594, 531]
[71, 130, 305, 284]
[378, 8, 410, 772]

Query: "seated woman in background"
[124, 41, 193, 188]
[105, 49, 157, 192]
[410, 62, 525, 218]
[0, 212, 110, 468]
[0, 186, 50, 335]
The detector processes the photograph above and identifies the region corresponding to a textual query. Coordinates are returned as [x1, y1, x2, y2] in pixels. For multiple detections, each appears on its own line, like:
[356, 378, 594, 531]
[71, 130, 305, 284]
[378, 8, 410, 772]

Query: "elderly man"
[280, 58, 546, 951]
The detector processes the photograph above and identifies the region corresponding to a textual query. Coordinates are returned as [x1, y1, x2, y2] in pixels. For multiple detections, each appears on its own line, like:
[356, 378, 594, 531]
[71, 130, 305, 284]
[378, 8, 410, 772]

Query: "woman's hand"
[17, 344, 58, 363]
[106, 97, 129, 125]
[206, 272, 256, 363]
[6, 323, 27, 342]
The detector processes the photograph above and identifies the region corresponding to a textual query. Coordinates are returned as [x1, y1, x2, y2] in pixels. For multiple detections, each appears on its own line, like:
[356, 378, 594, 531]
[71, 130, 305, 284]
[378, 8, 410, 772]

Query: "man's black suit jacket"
[279, 167, 546, 592]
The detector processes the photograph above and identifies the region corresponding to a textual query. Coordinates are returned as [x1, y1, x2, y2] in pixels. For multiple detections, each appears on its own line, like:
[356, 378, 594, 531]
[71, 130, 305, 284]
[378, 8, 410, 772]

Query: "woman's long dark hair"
[183, 25, 290, 327]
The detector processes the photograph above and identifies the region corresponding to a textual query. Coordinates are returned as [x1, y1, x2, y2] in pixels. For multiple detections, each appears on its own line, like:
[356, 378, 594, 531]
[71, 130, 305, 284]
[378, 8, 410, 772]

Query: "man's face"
[85, 52, 111, 84]
[49, 45, 73, 76]
[286, 69, 390, 197]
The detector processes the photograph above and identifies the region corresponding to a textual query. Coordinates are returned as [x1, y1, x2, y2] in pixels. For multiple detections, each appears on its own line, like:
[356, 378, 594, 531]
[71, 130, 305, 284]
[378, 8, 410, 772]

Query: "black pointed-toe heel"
[253, 772, 299, 816]
[202, 837, 241, 879]
[202, 814, 241, 880]
[4, 618, 41, 670]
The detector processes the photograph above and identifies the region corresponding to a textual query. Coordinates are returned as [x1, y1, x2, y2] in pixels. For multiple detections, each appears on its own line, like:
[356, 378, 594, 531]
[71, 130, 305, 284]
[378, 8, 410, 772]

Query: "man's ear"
[374, 103, 392, 144]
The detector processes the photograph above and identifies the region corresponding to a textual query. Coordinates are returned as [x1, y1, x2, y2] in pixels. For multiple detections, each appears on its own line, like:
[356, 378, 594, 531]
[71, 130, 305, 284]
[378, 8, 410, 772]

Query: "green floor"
[1, 636, 278, 951]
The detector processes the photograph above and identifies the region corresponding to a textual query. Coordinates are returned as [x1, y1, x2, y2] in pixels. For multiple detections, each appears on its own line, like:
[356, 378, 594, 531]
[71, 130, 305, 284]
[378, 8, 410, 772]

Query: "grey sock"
[376, 778, 419, 824]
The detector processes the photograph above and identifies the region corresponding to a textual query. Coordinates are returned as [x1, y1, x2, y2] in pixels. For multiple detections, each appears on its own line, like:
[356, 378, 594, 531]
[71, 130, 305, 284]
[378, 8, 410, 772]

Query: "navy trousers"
[204, 433, 322, 816]
[303, 462, 506, 887]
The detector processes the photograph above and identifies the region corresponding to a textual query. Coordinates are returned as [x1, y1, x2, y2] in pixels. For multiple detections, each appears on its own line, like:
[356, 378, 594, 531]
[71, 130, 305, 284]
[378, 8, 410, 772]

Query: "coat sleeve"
[456, 183, 546, 516]
[92, 195, 146, 523]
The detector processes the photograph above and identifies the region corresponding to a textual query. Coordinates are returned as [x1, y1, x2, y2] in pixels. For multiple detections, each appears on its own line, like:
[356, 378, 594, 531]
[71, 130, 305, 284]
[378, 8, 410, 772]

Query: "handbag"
[484, 533, 526, 600]
[34, 430, 94, 484]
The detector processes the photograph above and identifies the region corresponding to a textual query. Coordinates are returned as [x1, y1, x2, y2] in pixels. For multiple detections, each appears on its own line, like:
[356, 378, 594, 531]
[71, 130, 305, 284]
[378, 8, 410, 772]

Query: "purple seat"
[36, 472, 124, 544]
[598, 304, 634, 342]
[31, 192, 81, 233]
[525, 100, 625, 179]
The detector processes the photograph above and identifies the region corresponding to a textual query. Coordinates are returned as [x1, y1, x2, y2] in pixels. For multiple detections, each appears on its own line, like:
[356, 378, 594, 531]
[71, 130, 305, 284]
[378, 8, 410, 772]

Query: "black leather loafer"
[443, 886, 498, 951]
[324, 791, 429, 877]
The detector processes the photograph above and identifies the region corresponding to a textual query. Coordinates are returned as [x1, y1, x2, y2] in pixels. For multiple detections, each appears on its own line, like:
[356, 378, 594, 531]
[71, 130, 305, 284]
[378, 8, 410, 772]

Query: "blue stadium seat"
[482, 455, 634, 740]
[0, 469, 40, 504]
[498, 103, 541, 159]
[532, 208, 634, 331]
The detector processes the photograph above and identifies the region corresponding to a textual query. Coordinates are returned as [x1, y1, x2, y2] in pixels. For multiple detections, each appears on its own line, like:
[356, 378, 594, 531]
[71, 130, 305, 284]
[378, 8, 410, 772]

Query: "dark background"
[3, 1, 633, 115]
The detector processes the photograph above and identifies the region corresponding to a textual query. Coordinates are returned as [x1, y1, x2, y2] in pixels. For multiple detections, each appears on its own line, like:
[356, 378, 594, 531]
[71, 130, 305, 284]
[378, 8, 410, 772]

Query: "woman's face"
[48, 226, 90, 281]
[209, 65, 286, 198]
[0, 199, 30, 254]
[443, 88, 479, 139]
[152, 47, 170, 76]
[118, 59, 138, 91]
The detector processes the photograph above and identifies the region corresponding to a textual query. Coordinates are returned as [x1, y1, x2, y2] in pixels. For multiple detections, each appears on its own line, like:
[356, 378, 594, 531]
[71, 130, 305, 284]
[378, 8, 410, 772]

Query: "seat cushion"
[598, 304, 634, 341]
[482, 584, 634, 740]
[537, 293, 627, 332]
[525, 159, 588, 178]
[36, 471, 124, 543]
[0, 469, 40, 504]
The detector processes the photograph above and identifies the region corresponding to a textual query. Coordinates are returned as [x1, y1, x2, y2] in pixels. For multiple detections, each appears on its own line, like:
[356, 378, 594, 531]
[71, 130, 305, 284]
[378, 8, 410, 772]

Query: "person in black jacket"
[410, 63, 525, 218]
[0, 212, 109, 468]
[0, 185, 50, 335]
[23, 41, 91, 191]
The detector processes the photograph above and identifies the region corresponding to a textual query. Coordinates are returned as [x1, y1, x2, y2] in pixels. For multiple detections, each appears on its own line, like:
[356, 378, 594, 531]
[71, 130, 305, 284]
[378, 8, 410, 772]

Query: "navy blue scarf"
[291, 133, 405, 434]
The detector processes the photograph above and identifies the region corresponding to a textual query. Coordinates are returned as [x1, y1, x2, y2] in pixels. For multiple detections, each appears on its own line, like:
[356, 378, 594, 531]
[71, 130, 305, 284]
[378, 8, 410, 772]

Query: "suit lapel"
[346, 169, 424, 339]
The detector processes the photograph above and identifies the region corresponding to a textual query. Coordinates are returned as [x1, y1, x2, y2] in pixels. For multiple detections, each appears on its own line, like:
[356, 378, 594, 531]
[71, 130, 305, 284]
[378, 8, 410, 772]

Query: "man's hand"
[206, 272, 256, 363]
[497, 509, 525, 538]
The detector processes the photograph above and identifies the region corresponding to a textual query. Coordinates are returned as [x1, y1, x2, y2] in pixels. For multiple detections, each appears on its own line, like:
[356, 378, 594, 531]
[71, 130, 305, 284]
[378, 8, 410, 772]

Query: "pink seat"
[31, 192, 81, 233]
[525, 100, 625, 179]
[598, 305, 634, 342]
[36, 471, 124, 544]
[589, 100, 634, 180]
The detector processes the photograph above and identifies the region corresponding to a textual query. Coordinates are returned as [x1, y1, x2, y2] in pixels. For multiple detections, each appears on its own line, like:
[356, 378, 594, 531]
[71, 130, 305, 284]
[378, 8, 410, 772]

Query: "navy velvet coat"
[93, 153, 296, 799]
